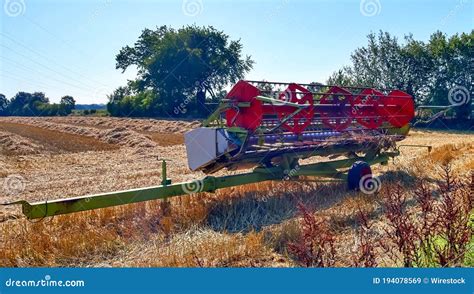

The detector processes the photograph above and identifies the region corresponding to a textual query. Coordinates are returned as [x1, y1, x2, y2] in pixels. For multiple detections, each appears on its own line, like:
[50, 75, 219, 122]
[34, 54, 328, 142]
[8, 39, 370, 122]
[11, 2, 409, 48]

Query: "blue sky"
[0, 0, 472, 104]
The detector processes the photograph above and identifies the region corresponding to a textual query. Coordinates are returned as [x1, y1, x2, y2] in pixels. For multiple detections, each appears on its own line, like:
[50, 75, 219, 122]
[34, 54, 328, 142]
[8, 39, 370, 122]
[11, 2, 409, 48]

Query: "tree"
[327, 30, 473, 120]
[107, 86, 133, 116]
[28, 92, 49, 116]
[346, 32, 410, 91]
[6, 91, 72, 116]
[115, 25, 254, 116]
[60, 95, 76, 115]
[0, 94, 8, 116]
[426, 31, 473, 119]
[8, 92, 33, 116]
[107, 86, 131, 104]
[107, 89, 160, 117]
[326, 67, 356, 87]
[60, 95, 75, 108]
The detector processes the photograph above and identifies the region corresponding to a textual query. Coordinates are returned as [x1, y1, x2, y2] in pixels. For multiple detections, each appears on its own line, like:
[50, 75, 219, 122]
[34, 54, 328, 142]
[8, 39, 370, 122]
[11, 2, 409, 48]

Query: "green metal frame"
[3, 150, 398, 219]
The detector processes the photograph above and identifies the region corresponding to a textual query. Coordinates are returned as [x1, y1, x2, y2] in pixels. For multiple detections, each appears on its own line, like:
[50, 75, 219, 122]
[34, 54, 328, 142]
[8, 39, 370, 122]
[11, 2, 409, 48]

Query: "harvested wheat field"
[0, 116, 472, 267]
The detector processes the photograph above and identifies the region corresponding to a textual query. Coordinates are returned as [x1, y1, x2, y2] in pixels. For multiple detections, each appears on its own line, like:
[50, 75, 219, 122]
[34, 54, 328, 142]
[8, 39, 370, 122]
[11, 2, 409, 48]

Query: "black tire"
[347, 161, 372, 190]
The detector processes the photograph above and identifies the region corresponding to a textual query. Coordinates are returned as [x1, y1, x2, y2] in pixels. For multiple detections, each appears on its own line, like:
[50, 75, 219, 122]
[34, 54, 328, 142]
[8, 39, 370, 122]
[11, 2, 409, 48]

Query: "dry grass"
[126, 229, 285, 267]
[33, 116, 200, 134]
[0, 130, 42, 155]
[0, 117, 472, 267]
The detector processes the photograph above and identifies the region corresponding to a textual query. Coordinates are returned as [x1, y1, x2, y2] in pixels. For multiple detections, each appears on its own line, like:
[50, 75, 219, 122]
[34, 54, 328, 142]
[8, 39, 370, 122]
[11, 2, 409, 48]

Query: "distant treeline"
[327, 30, 473, 120]
[0, 92, 75, 116]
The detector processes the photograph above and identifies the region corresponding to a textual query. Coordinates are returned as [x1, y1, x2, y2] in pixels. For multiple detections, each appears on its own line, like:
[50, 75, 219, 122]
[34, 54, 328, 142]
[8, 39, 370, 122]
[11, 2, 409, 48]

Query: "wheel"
[347, 161, 372, 190]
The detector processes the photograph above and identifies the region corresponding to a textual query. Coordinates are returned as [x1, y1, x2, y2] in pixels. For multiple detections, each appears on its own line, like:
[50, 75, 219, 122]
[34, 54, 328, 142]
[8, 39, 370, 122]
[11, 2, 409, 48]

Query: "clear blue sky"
[0, 0, 472, 104]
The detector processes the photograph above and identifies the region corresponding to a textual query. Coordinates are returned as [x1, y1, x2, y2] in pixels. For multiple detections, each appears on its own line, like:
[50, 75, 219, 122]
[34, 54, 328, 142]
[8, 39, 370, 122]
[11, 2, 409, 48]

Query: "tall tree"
[426, 31, 473, 119]
[8, 92, 33, 116]
[60, 95, 75, 107]
[60, 95, 76, 115]
[114, 25, 254, 116]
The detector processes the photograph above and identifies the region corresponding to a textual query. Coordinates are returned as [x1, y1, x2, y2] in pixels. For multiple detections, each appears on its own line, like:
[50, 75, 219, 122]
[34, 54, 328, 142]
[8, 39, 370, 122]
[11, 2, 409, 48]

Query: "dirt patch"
[147, 132, 184, 146]
[0, 122, 117, 153]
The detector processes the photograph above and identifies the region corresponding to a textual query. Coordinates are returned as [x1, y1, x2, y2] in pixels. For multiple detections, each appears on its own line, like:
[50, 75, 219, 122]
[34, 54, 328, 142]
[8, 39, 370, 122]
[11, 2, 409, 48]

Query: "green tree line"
[0, 92, 75, 116]
[327, 30, 473, 119]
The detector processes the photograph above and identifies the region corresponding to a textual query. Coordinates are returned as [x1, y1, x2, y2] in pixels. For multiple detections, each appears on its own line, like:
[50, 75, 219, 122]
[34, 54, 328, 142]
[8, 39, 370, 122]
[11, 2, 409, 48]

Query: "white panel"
[184, 128, 217, 171]
[216, 129, 230, 155]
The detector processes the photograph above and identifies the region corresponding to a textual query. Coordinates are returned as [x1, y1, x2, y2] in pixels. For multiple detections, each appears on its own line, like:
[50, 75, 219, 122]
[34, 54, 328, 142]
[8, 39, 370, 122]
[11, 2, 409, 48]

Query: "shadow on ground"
[206, 169, 427, 233]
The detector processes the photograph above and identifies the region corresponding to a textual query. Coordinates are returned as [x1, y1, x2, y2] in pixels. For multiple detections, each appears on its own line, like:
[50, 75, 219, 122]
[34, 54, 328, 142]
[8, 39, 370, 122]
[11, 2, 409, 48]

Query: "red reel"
[276, 83, 314, 134]
[225, 80, 263, 131]
[378, 90, 415, 127]
[353, 88, 385, 129]
[319, 86, 354, 131]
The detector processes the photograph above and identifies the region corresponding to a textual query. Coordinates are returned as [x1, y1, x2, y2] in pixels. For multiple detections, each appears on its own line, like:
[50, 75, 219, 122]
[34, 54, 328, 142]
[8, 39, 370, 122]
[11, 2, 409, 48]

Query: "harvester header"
[5, 80, 416, 219]
[186, 80, 414, 173]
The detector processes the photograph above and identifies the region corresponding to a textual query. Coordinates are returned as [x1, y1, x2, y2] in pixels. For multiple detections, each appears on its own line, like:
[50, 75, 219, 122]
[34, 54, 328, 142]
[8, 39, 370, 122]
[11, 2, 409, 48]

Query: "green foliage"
[418, 212, 474, 267]
[110, 25, 254, 117]
[0, 92, 75, 116]
[0, 93, 8, 116]
[79, 109, 98, 116]
[326, 67, 355, 87]
[107, 89, 160, 117]
[60, 95, 76, 115]
[327, 30, 473, 119]
[463, 211, 474, 266]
